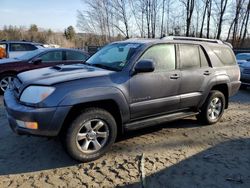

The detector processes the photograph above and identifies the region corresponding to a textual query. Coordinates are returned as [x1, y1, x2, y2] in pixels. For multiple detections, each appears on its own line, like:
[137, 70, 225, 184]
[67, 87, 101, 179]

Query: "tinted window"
[180, 45, 200, 69]
[140, 44, 176, 71]
[10, 43, 37, 52]
[40, 51, 63, 62]
[66, 51, 87, 61]
[212, 46, 235, 65]
[24, 44, 37, 51]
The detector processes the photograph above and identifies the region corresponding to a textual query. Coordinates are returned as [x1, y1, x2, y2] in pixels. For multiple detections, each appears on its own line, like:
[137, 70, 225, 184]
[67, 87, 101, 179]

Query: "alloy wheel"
[0, 76, 15, 92]
[208, 97, 222, 120]
[76, 119, 109, 154]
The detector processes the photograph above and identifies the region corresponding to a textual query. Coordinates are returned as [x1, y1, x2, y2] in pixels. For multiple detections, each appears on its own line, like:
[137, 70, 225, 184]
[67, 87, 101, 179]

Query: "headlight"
[20, 86, 55, 104]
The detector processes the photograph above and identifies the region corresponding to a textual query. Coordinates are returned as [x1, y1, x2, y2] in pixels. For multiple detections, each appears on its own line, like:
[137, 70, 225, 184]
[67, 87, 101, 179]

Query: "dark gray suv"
[4, 37, 241, 162]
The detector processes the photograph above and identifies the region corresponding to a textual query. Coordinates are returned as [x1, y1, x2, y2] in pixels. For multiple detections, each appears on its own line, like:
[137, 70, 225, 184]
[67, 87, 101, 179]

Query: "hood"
[0, 58, 22, 64]
[18, 64, 113, 85]
[237, 60, 250, 68]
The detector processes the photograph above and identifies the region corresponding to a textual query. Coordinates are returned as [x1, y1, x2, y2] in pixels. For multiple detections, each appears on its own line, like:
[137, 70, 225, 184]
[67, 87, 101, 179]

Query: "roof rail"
[162, 36, 223, 44]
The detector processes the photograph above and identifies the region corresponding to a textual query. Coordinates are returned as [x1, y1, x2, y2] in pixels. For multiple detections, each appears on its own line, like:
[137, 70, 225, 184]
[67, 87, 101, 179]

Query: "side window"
[199, 47, 209, 67]
[10, 43, 27, 52]
[179, 45, 200, 69]
[24, 44, 37, 51]
[212, 46, 236, 65]
[139, 44, 176, 72]
[40, 51, 63, 62]
[66, 51, 87, 61]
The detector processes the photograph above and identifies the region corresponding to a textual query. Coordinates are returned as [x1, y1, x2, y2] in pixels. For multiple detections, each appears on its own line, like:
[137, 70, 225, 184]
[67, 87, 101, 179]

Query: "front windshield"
[236, 54, 250, 61]
[86, 43, 142, 71]
[16, 49, 44, 60]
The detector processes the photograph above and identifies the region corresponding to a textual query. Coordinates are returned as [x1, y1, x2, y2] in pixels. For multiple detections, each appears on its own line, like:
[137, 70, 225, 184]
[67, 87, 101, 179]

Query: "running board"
[124, 111, 199, 131]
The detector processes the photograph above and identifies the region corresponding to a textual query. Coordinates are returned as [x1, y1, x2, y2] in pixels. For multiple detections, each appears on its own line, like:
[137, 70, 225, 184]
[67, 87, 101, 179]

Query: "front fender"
[59, 87, 130, 123]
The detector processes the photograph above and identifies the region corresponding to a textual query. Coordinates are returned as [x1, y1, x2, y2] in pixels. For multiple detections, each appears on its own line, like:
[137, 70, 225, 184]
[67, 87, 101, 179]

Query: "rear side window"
[140, 44, 176, 71]
[179, 45, 200, 69]
[212, 46, 235, 65]
[66, 51, 88, 61]
[40, 51, 63, 62]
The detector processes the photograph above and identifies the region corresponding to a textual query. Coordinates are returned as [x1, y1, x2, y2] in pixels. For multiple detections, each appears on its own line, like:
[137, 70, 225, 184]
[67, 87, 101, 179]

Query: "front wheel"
[0, 74, 16, 93]
[65, 108, 117, 162]
[197, 90, 225, 125]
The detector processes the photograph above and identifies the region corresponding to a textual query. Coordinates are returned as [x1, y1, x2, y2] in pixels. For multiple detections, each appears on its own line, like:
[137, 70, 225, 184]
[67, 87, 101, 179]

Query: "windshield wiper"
[92, 64, 119, 71]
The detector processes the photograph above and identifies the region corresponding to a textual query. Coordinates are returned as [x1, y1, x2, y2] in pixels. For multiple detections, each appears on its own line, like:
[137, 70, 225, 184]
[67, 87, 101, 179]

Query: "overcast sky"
[1, 0, 84, 32]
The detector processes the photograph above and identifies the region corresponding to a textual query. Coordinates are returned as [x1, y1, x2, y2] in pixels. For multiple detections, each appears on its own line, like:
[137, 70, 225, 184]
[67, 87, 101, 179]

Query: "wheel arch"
[60, 99, 124, 137]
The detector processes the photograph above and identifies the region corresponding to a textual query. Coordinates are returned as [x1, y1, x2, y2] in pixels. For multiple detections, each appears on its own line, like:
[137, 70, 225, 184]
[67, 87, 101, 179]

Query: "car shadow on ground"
[0, 118, 201, 176]
[118, 138, 250, 188]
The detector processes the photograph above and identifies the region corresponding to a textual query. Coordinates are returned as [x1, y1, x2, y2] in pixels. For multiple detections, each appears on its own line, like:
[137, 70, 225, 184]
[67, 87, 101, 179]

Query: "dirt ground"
[0, 90, 249, 188]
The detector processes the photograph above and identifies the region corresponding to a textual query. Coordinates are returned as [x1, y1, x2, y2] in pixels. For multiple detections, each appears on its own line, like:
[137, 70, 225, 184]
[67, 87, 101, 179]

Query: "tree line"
[77, 0, 250, 48]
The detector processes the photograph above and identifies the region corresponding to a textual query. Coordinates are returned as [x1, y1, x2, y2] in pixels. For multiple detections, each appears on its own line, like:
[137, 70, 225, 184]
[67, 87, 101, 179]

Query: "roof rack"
[162, 36, 224, 44]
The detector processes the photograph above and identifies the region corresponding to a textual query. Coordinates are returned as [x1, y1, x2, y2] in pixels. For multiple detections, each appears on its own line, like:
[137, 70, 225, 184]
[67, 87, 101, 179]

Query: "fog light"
[16, 120, 38, 130]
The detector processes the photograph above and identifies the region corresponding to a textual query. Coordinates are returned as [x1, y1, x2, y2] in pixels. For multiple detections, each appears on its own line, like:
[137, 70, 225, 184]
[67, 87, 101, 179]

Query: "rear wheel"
[197, 90, 225, 125]
[65, 108, 117, 162]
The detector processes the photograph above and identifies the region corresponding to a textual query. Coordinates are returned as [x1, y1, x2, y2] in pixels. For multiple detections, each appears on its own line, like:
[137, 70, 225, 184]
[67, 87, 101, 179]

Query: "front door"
[129, 44, 181, 120]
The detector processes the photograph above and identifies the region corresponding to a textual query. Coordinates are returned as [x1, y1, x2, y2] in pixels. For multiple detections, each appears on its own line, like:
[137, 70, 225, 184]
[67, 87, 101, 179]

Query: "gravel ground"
[0, 89, 249, 188]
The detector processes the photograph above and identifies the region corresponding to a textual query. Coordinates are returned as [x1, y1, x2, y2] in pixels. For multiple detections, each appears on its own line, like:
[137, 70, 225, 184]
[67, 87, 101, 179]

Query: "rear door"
[178, 44, 214, 108]
[129, 44, 181, 119]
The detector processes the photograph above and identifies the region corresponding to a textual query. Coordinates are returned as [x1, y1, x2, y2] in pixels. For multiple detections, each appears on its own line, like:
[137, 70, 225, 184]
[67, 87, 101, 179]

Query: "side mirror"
[134, 59, 155, 74]
[32, 58, 42, 65]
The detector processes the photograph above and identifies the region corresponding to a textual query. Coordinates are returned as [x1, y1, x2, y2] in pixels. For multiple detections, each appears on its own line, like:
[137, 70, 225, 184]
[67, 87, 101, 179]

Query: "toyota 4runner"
[4, 37, 241, 162]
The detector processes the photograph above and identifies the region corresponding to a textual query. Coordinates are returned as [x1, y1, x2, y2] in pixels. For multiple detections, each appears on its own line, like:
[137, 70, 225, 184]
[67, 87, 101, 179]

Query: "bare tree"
[200, 0, 209, 37]
[215, 0, 229, 39]
[110, 0, 130, 39]
[207, 0, 213, 38]
[232, 0, 246, 46]
[181, 0, 195, 36]
[240, 0, 250, 45]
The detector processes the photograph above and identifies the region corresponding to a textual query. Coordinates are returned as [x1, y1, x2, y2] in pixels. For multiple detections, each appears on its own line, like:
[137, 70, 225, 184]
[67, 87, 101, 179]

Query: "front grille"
[12, 78, 22, 98]
[243, 68, 250, 74]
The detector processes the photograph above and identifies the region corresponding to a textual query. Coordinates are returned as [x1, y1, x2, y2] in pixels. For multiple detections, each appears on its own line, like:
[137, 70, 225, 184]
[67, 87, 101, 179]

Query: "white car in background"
[236, 53, 250, 88]
[0, 40, 44, 59]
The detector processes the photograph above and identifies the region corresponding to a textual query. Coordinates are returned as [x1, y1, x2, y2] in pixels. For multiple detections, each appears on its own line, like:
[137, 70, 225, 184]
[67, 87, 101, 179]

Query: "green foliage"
[64, 26, 76, 41]
[29, 24, 38, 32]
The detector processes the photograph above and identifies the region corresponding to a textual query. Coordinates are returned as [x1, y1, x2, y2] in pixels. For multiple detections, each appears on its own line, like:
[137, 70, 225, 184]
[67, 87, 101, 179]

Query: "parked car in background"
[0, 48, 89, 92]
[0, 40, 45, 59]
[236, 53, 250, 88]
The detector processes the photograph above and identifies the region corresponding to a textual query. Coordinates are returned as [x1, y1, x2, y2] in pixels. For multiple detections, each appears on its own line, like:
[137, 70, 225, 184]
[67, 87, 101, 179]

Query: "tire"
[0, 74, 16, 94]
[197, 90, 225, 125]
[65, 108, 117, 162]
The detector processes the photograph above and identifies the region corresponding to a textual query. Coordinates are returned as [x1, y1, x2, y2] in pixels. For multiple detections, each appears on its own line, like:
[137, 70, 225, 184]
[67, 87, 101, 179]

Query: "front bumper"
[4, 90, 71, 137]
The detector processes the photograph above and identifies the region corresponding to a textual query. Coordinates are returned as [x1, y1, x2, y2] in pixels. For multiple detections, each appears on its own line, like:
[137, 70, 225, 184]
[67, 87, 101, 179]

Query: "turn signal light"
[16, 120, 38, 130]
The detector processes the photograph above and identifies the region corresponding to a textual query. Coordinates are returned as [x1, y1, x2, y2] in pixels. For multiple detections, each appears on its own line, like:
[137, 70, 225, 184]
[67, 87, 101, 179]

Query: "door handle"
[170, 74, 180, 79]
[204, 70, 211, 76]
